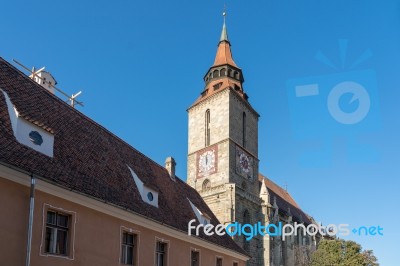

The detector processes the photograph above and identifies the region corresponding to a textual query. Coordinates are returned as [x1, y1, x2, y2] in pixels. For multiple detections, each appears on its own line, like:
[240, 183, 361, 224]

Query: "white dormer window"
[188, 199, 210, 225]
[1, 89, 54, 157]
[128, 166, 158, 208]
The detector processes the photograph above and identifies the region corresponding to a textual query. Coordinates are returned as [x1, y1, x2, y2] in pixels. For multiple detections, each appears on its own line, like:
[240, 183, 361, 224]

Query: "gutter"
[0, 161, 249, 260]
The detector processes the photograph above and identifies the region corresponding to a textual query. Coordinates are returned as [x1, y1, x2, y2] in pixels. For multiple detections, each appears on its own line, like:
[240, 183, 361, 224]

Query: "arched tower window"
[205, 109, 210, 147]
[242, 112, 246, 148]
[220, 68, 226, 76]
[243, 209, 250, 251]
[202, 179, 211, 191]
[213, 69, 219, 78]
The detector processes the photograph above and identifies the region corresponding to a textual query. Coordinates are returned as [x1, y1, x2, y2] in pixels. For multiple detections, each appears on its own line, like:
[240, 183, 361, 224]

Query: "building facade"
[0, 58, 249, 265]
[186, 18, 318, 266]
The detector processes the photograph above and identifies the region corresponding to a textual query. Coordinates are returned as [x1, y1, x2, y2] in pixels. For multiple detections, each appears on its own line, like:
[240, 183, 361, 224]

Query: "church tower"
[187, 13, 263, 266]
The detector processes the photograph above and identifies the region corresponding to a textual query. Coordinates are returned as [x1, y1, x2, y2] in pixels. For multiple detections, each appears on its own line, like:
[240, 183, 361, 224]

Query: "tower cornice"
[187, 85, 260, 118]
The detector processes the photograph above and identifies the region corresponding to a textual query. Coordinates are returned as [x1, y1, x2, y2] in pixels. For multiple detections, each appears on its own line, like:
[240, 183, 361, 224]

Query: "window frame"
[202, 179, 211, 191]
[190, 248, 201, 266]
[242, 112, 246, 148]
[216, 256, 223, 266]
[40, 204, 76, 260]
[155, 237, 169, 266]
[44, 211, 70, 255]
[120, 227, 140, 266]
[205, 109, 211, 147]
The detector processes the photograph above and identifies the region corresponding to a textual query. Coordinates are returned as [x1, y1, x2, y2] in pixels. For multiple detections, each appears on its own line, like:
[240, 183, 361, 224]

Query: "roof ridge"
[259, 173, 300, 207]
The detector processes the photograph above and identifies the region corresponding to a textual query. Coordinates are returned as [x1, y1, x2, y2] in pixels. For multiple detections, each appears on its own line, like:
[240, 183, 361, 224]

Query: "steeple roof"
[189, 11, 259, 115]
[213, 41, 237, 67]
[213, 14, 237, 67]
[219, 15, 229, 42]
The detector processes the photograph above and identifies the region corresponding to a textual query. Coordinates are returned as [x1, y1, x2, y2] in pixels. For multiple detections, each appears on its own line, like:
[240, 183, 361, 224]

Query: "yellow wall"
[0, 176, 246, 266]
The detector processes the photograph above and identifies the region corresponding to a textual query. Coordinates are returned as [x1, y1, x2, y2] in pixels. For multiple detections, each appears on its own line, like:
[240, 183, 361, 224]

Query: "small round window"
[147, 192, 154, 202]
[29, 131, 43, 146]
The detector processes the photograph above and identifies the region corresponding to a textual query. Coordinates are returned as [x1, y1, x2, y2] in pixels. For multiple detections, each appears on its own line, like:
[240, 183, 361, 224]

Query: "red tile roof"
[190, 78, 246, 107]
[0, 57, 247, 257]
[213, 40, 238, 67]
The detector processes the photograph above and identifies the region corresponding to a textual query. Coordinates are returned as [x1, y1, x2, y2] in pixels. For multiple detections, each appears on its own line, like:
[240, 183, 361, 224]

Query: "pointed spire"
[213, 10, 237, 67]
[220, 10, 229, 42]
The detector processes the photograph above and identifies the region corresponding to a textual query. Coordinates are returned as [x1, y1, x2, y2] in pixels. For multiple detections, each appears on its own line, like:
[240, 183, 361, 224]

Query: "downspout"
[25, 175, 35, 266]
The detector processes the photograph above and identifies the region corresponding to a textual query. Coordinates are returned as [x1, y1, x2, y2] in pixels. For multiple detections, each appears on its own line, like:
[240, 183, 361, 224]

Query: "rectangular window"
[191, 250, 199, 266]
[156, 241, 167, 266]
[121, 232, 137, 265]
[242, 112, 246, 148]
[216, 257, 223, 266]
[233, 263, 238, 266]
[45, 211, 70, 256]
[205, 109, 210, 147]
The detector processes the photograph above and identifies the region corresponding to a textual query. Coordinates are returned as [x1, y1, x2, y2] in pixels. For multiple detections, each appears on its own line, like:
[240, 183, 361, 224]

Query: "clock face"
[239, 153, 250, 173]
[236, 147, 253, 180]
[199, 150, 215, 172]
[197, 146, 218, 178]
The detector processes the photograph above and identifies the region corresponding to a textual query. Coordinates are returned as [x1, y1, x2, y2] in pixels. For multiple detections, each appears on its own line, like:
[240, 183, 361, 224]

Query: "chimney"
[30, 68, 57, 94]
[165, 157, 176, 181]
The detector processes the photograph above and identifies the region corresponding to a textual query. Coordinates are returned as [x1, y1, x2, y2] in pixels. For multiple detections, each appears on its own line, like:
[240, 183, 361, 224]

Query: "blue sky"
[1, 0, 399, 264]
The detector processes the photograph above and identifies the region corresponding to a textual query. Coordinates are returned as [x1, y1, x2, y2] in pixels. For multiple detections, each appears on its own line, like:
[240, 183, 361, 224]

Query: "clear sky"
[1, 0, 399, 264]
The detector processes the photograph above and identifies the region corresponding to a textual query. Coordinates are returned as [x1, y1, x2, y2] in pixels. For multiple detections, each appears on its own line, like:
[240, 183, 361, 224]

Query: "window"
[233, 263, 238, 266]
[156, 241, 167, 266]
[243, 209, 250, 251]
[242, 112, 246, 148]
[121, 232, 137, 265]
[220, 68, 226, 76]
[29, 131, 43, 145]
[216, 257, 223, 266]
[45, 211, 70, 256]
[147, 192, 154, 201]
[191, 250, 200, 266]
[205, 109, 210, 147]
[213, 82, 222, 90]
[202, 179, 211, 191]
[213, 69, 219, 78]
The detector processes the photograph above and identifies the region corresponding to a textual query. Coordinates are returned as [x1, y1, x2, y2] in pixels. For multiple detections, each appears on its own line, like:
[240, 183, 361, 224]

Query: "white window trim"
[215, 255, 224, 266]
[0, 165, 249, 262]
[127, 165, 158, 207]
[187, 199, 210, 225]
[39, 203, 77, 260]
[120, 226, 140, 266]
[0, 89, 54, 157]
[190, 247, 201, 266]
[154, 236, 170, 266]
